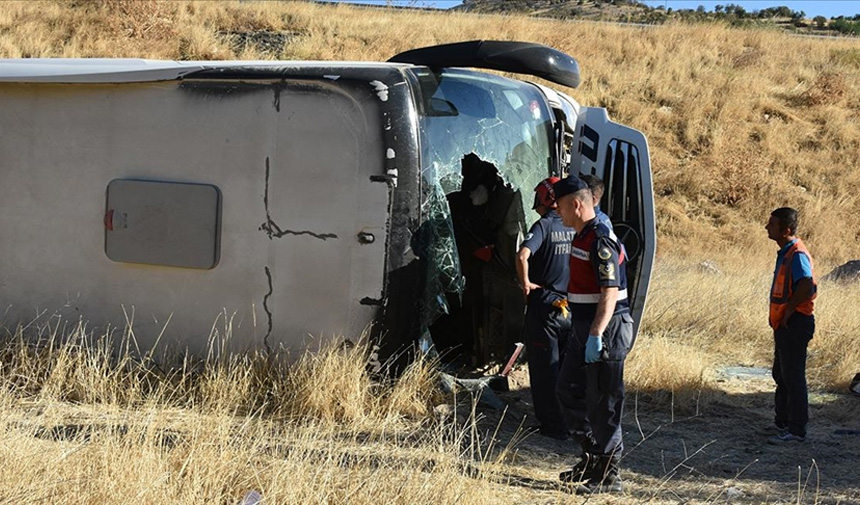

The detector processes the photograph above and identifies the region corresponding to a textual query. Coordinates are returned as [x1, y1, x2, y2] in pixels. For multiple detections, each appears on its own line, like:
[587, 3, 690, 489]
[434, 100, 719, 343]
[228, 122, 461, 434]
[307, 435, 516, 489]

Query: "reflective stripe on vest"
[769, 239, 816, 328]
[568, 289, 628, 304]
[566, 220, 629, 321]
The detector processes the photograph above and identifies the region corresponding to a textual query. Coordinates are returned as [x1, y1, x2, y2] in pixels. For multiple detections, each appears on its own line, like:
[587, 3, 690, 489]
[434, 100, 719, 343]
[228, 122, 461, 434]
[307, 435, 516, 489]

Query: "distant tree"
[813, 15, 827, 28]
[831, 18, 860, 35]
[776, 6, 792, 17]
[723, 3, 747, 18]
[646, 10, 668, 23]
[791, 10, 805, 22]
[714, 4, 724, 14]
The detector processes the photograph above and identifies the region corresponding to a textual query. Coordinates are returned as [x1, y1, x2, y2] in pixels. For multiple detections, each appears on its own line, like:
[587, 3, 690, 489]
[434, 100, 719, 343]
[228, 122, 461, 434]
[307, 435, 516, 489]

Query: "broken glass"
[412, 68, 556, 335]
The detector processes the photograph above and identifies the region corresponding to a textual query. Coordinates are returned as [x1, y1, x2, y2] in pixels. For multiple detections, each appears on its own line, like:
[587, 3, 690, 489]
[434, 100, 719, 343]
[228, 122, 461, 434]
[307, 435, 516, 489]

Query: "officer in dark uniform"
[552, 175, 635, 494]
[516, 177, 575, 440]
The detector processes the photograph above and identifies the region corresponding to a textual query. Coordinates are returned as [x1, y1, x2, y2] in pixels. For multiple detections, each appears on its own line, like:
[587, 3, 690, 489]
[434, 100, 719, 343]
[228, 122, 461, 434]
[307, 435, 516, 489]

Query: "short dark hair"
[771, 207, 798, 235]
[573, 187, 593, 206]
[579, 174, 604, 195]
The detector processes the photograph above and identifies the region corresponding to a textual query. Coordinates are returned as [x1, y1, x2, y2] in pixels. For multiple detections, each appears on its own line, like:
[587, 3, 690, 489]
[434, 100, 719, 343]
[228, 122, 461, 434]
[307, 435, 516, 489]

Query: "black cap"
[552, 175, 588, 201]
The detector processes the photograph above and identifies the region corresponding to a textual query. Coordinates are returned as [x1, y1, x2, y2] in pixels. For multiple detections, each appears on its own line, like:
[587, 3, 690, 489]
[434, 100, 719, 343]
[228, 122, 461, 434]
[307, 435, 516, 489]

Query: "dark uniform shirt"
[567, 218, 629, 320]
[520, 210, 575, 305]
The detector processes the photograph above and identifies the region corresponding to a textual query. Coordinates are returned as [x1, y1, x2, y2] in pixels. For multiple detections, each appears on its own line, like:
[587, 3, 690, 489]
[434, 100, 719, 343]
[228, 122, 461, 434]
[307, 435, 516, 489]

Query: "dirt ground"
[466, 366, 860, 504]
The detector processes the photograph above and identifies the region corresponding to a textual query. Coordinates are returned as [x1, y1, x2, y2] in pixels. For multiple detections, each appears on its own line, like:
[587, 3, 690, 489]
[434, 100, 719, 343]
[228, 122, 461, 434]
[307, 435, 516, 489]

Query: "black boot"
[575, 454, 623, 494]
[559, 452, 595, 483]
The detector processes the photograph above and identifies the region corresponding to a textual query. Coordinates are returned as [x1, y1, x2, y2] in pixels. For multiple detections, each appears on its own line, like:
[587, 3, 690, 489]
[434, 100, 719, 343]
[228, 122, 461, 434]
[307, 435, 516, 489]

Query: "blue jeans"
[772, 313, 814, 437]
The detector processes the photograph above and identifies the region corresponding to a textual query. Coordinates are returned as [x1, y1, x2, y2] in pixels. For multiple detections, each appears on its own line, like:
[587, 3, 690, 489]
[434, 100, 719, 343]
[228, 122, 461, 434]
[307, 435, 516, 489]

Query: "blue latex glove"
[585, 334, 603, 363]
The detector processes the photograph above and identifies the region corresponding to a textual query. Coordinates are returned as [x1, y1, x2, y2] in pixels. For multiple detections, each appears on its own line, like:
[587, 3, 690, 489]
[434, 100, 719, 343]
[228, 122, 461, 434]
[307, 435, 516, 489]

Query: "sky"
[322, 1, 860, 18]
[640, 1, 860, 18]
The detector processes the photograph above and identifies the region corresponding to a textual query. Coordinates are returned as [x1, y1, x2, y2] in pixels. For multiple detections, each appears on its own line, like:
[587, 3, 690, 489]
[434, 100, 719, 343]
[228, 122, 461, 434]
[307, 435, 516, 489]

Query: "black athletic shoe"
[573, 454, 623, 494]
[559, 453, 595, 483]
[575, 475, 624, 494]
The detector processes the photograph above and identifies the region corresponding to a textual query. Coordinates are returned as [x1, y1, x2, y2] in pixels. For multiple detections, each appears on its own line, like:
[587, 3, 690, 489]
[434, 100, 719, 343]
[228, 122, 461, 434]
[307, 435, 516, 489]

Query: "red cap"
[533, 177, 561, 209]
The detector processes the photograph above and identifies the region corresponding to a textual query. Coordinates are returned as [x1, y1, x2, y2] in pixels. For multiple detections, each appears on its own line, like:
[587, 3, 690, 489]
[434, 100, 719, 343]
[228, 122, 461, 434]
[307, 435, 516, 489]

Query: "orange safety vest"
[769, 239, 816, 329]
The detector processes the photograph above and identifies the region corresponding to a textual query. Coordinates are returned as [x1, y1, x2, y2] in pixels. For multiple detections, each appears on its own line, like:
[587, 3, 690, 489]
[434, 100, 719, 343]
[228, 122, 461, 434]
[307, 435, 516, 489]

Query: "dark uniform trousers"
[773, 312, 814, 437]
[556, 312, 634, 456]
[523, 297, 571, 434]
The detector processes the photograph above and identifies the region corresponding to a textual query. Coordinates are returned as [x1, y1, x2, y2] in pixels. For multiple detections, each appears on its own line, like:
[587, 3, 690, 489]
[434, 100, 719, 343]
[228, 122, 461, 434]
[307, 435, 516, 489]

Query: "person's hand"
[523, 281, 542, 298]
[781, 310, 793, 328]
[585, 335, 603, 363]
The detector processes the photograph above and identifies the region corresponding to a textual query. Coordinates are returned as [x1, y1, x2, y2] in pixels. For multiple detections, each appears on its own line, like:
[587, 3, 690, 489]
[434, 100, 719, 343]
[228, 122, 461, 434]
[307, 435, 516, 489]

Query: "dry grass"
[2, 254, 857, 503]
[3, 287, 858, 504]
[639, 254, 860, 392]
[0, 323, 508, 504]
[611, 250, 859, 418]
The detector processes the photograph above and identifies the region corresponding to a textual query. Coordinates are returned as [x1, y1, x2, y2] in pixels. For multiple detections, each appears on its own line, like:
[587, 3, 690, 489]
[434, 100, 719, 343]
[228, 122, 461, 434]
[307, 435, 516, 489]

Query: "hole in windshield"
[411, 68, 556, 366]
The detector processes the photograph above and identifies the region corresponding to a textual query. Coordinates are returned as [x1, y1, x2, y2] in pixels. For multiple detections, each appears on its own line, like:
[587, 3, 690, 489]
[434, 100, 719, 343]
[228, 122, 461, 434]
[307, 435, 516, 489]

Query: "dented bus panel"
[0, 42, 654, 364]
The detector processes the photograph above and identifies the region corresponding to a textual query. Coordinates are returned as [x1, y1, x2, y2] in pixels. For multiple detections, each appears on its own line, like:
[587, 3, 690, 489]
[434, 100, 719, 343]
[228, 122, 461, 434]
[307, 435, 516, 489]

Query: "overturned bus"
[0, 41, 655, 366]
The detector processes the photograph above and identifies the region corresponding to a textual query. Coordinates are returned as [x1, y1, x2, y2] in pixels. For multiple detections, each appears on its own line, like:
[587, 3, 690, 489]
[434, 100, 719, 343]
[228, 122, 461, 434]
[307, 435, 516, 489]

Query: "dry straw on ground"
[639, 256, 860, 393]
[2, 292, 859, 504]
[1, 324, 500, 504]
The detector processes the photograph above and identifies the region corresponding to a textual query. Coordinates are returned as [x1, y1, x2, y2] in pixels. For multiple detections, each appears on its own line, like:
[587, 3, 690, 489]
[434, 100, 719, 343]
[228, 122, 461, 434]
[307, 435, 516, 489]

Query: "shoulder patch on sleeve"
[598, 247, 612, 261]
[599, 263, 616, 280]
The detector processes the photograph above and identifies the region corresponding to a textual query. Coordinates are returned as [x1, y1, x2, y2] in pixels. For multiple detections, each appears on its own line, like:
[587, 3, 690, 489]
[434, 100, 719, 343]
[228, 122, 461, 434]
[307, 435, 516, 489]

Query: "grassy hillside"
[1, 0, 858, 265]
[458, 0, 860, 36]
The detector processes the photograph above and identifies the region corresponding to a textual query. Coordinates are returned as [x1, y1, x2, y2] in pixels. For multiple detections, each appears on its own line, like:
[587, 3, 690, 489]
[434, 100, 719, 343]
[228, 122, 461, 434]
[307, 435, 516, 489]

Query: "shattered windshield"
[411, 68, 555, 330]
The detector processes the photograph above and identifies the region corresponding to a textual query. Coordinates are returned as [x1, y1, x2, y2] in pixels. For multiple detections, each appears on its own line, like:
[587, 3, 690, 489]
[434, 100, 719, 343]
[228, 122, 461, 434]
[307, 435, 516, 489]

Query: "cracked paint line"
[259, 157, 338, 241]
[263, 266, 273, 354]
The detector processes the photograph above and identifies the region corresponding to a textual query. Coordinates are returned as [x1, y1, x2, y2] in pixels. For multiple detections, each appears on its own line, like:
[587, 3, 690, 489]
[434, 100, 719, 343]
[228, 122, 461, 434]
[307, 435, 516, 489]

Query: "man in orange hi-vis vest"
[765, 207, 817, 443]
